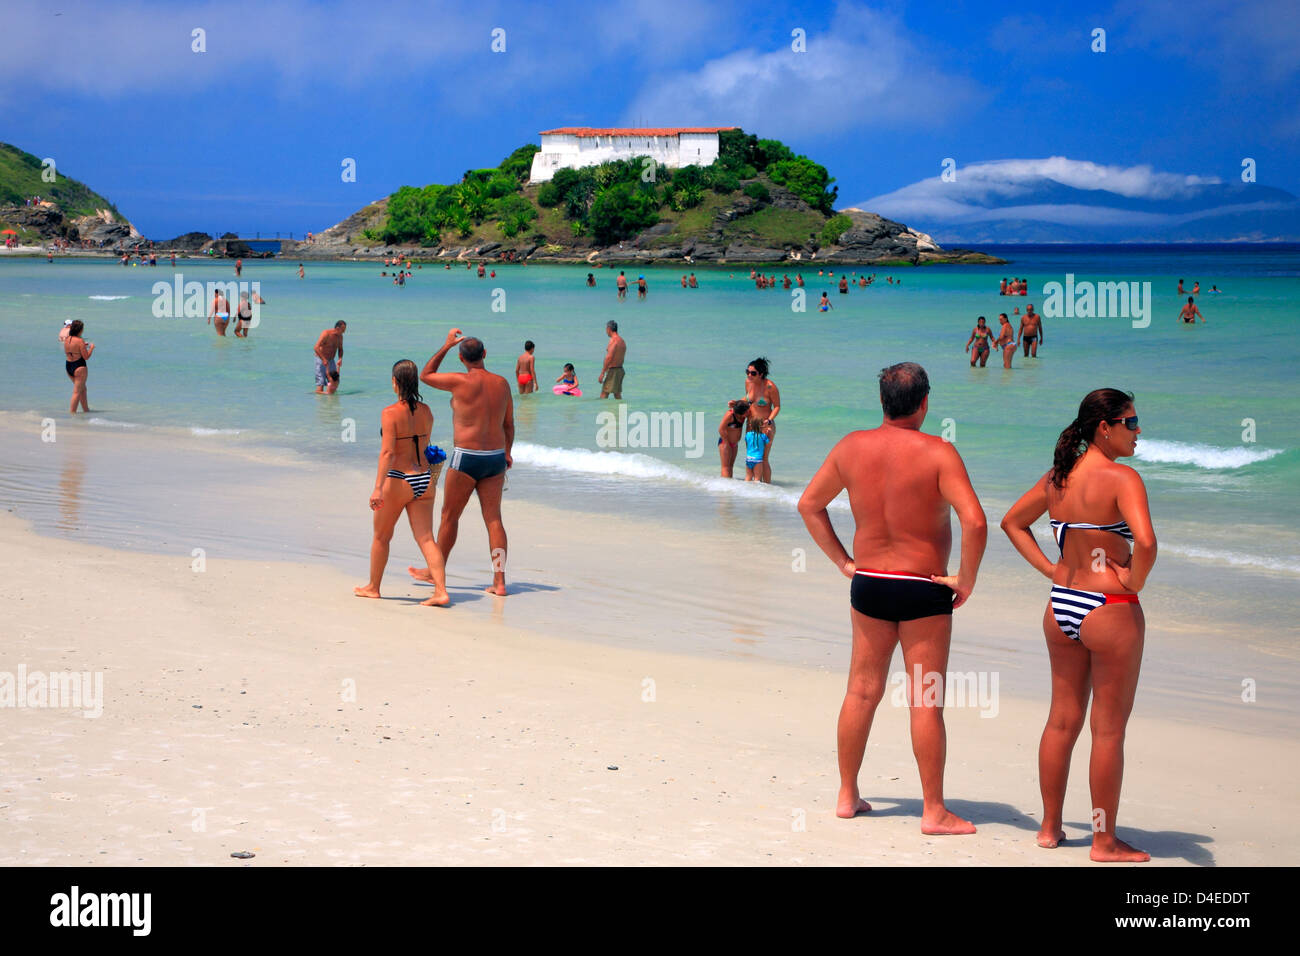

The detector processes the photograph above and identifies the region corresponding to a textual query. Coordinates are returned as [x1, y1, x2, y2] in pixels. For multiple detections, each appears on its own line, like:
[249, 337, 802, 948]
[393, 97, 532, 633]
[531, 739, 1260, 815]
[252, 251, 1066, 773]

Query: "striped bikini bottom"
[386, 468, 431, 500]
[1049, 585, 1139, 640]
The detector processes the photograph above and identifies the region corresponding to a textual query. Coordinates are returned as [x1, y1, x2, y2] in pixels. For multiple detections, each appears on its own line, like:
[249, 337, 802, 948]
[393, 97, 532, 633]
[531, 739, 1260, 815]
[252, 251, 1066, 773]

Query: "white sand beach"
[1, 420, 1296, 866]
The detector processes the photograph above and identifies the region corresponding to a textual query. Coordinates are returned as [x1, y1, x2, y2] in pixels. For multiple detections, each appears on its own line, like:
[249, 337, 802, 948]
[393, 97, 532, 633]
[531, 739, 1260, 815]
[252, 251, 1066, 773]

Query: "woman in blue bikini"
[1001, 388, 1156, 862]
[355, 359, 450, 607]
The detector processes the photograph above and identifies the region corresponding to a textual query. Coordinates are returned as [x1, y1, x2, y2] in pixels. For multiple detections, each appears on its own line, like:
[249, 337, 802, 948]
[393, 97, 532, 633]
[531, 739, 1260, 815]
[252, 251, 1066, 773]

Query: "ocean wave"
[1134, 440, 1282, 469]
[191, 427, 242, 436]
[88, 295, 130, 300]
[1164, 544, 1300, 575]
[512, 441, 848, 510]
[87, 417, 141, 429]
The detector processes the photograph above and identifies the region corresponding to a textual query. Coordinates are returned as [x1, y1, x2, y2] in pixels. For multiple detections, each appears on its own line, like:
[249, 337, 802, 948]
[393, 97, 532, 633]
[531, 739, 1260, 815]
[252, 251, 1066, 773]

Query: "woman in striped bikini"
[355, 360, 450, 607]
[1001, 388, 1156, 862]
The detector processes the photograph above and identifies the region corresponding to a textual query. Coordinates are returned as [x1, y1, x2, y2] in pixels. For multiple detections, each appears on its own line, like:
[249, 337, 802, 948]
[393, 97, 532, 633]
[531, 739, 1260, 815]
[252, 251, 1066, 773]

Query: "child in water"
[555, 363, 579, 394]
[744, 424, 771, 481]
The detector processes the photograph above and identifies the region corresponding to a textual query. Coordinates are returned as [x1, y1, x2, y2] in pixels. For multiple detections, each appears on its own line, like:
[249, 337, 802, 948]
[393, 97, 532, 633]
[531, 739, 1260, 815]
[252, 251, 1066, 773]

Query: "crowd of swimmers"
[966, 306, 1044, 368]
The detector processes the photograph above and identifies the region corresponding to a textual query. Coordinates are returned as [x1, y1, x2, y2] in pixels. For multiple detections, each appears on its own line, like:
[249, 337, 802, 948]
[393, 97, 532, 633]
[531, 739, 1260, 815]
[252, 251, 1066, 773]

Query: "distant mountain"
[861, 157, 1300, 244]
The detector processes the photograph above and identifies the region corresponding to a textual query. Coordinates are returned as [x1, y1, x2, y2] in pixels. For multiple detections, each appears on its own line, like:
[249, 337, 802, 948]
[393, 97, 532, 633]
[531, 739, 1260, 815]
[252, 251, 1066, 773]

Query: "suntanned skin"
[965, 319, 992, 367]
[1001, 403, 1155, 862]
[207, 291, 231, 336]
[717, 401, 747, 477]
[409, 329, 515, 596]
[64, 332, 94, 413]
[515, 348, 537, 394]
[313, 325, 344, 394]
[1178, 299, 1205, 323]
[354, 379, 450, 607]
[1019, 306, 1043, 357]
[744, 367, 780, 483]
[599, 327, 627, 399]
[996, 316, 1016, 368]
[798, 395, 987, 834]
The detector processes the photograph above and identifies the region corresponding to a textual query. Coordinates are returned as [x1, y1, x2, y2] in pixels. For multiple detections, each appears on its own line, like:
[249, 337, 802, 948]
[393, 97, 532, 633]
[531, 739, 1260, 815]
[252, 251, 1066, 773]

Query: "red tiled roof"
[539, 127, 737, 137]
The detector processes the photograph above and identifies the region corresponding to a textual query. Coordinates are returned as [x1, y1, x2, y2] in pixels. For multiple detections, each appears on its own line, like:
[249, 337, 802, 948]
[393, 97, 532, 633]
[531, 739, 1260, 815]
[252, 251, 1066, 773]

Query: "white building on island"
[529, 127, 737, 183]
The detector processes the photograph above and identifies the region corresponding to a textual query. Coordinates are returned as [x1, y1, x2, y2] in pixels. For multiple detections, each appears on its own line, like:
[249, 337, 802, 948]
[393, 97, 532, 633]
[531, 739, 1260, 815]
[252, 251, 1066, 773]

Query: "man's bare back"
[449, 369, 512, 449]
[836, 427, 959, 575]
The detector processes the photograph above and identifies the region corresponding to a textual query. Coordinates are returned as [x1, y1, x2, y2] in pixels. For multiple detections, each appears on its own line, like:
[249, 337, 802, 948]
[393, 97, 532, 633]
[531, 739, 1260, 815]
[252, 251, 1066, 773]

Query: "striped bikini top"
[1049, 519, 1133, 552]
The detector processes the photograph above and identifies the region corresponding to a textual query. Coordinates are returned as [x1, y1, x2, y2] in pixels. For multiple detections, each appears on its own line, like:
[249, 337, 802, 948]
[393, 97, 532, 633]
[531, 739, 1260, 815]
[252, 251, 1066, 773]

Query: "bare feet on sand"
[420, 592, 451, 607]
[408, 566, 434, 583]
[920, 808, 977, 835]
[485, 582, 507, 596]
[1037, 828, 1068, 848]
[836, 793, 872, 818]
[354, 585, 381, 599]
[1090, 838, 1150, 862]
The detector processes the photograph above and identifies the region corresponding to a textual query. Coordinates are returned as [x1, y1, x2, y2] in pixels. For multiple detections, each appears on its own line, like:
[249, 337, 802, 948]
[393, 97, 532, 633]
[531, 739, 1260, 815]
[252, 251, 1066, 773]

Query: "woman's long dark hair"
[748, 356, 770, 378]
[1049, 388, 1134, 489]
[392, 359, 422, 413]
[69, 320, 84, 337]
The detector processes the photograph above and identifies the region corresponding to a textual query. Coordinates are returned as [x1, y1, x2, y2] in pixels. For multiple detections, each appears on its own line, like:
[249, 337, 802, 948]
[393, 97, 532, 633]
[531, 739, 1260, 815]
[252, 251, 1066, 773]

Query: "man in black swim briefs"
[418, 328, 515, 596]
[797, 362, 987, 834]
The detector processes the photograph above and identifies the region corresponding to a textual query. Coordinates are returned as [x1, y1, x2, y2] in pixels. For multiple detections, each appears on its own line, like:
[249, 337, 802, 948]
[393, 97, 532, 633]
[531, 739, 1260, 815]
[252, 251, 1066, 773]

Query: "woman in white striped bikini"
[1001, 388, 1156, 862]
[355, 360, 450, 607]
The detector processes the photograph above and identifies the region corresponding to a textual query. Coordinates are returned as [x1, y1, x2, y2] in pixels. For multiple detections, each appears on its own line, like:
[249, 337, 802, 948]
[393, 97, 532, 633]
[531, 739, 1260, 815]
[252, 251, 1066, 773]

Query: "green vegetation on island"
[367, 129, 837, 248]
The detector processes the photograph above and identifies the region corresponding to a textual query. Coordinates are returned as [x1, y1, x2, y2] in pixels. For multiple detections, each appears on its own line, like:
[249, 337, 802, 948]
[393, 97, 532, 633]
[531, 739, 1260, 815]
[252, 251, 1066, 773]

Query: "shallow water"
[2, 248, 1297, 654]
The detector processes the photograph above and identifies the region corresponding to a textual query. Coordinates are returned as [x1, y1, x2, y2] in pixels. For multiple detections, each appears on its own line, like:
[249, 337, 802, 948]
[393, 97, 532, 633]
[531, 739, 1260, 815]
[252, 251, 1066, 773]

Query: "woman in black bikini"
[64, 320, 94, 413]
[745, 358, 781, 483]
[355, 360, 450, 607]
[717, 399, 749, 477]
[1001, 388, 1156, 862]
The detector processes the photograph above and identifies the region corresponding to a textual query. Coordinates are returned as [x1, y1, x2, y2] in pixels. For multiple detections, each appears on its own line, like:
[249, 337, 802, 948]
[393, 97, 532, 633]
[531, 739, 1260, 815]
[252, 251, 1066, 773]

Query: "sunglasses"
[1107, 416, 1140, 431]
[746, 370, 759, 376]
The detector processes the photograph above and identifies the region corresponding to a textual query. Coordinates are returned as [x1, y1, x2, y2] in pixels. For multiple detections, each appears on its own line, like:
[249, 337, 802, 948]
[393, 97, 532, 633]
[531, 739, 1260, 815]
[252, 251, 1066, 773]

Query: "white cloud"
[858, 156, 1297, 238]
[620, 2, 982, 136]
[863, 156, 1225, 218]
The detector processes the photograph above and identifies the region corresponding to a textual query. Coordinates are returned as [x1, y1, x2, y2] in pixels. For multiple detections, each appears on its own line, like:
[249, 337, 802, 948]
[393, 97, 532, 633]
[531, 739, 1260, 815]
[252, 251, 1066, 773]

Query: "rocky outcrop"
[159, 231, 212, 251]
[2, 203, 70, 238]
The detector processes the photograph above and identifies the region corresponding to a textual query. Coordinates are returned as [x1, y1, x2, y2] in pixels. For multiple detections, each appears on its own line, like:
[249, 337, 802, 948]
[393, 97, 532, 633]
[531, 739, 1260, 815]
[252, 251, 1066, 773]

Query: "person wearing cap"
[59, 318, 73, 344]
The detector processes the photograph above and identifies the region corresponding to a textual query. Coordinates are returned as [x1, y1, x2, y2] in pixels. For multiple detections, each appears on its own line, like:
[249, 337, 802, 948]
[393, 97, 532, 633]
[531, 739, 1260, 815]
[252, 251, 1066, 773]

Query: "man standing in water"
[414, 329, 514, 596]
[1019, 304, 1044, 357]
[598, 320, 626, 399]
[797, 362, 987, 835]
[313, 320, 345, 394]
[616, 271, 628, 300]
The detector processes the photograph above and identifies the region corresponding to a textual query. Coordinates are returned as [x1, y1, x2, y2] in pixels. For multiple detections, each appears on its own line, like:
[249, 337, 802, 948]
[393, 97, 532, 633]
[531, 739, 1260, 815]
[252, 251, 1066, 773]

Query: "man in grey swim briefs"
[415, 328, 515, 596]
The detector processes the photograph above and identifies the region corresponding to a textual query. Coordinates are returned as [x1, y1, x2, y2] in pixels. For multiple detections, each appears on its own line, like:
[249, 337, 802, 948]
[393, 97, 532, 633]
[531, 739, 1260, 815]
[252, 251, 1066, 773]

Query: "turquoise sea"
[1, 246, 1297, 652]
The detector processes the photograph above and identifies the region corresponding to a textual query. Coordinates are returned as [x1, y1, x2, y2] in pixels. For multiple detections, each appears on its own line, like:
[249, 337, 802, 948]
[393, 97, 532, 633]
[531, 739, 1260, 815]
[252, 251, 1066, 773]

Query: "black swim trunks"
[850, 570, 954, 622]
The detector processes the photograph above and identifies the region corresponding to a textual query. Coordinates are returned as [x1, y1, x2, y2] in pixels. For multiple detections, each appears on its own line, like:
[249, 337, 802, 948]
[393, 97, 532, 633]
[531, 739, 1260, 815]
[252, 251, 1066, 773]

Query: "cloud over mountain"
[861, 158, 1300, 243]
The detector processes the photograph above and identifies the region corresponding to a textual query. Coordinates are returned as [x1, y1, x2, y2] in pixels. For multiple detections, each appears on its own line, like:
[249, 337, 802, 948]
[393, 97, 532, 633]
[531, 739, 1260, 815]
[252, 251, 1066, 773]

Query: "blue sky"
[4, 0, 1297, 239]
